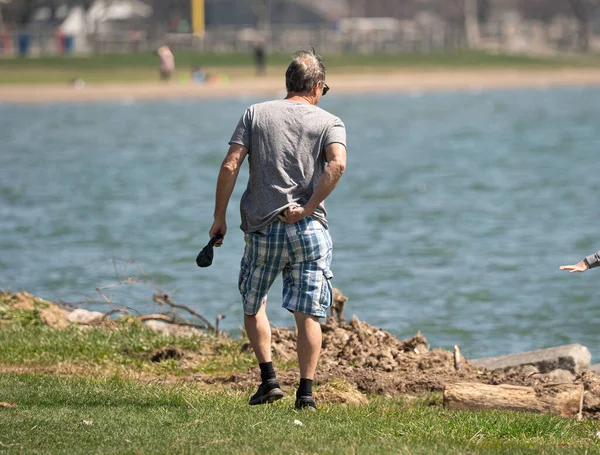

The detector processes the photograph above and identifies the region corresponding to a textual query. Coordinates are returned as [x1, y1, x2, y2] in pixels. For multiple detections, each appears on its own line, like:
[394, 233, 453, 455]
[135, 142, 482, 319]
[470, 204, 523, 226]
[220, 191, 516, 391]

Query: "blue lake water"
[1, 86, 599, 360]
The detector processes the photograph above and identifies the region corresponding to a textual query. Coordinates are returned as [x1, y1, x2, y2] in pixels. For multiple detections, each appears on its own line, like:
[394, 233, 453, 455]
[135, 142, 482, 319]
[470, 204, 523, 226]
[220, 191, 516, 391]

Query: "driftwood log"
[443, 382, 583, 419]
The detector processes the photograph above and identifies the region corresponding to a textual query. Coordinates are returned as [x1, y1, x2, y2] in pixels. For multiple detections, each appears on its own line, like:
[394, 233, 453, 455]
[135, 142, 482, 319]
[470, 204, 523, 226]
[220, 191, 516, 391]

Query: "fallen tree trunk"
[443, 382, 583, 418]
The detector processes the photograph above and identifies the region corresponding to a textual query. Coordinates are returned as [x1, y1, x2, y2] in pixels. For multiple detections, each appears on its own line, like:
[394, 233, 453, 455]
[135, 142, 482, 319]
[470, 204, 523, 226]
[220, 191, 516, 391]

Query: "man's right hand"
[209, 220, 227, 247]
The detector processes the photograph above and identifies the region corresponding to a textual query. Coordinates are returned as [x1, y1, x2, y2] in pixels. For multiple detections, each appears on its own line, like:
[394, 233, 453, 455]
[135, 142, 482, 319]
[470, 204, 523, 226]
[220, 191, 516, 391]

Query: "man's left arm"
[209, 143, 248, 245]
[279, 142, 346, 223]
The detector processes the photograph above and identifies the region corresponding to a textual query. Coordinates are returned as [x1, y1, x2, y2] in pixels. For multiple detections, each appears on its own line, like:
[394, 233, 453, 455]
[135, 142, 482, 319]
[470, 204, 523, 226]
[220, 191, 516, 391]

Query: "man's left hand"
[278, 206, 311, 224]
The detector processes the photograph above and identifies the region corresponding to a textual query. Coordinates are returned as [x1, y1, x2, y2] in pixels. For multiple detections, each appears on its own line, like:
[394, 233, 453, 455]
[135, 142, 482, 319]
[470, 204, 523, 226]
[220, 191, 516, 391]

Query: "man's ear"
[312, 83, 320, 97]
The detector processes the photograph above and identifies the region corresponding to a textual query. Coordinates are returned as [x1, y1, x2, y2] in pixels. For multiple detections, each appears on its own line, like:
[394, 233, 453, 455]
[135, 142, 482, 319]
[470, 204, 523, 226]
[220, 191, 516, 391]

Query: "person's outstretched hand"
[559, 260, 589, 273]
[278, 205, 311, 224]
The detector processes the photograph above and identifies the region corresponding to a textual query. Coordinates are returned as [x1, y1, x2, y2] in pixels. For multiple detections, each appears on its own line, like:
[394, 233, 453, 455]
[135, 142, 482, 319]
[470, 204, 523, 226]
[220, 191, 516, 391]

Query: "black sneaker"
[295, 396, 317, 411]
[249, 379, 284, 405]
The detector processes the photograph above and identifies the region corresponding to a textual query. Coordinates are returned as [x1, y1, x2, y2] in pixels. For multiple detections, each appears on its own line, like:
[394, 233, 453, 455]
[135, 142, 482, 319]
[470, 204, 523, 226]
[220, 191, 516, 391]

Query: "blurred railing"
[1, 21, 598, 57]
[0, 24, 469, 57]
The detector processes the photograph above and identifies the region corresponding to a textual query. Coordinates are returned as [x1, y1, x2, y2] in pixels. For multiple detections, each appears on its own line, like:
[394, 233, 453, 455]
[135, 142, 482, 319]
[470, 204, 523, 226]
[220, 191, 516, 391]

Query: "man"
[560, 251, 600, 273]
[209, 49, 346, 410]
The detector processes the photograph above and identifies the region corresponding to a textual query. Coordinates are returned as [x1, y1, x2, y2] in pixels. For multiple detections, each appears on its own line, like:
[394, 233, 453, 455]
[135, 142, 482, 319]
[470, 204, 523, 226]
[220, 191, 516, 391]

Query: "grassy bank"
[0, 321, 263, 377]
[2, 51, 600, 84]
[1, 373, 599, 455]
[2, 295, 600, 454]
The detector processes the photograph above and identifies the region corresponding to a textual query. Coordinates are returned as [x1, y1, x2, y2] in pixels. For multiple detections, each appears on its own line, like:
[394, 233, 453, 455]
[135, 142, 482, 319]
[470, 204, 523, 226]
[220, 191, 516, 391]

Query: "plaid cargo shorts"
[238, 217, 334, 317]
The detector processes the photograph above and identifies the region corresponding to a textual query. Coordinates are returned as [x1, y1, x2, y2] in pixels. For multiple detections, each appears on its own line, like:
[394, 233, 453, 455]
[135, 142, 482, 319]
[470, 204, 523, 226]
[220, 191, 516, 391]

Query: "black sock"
[297, 378, 313, 398]
[259, 362, 276, 383]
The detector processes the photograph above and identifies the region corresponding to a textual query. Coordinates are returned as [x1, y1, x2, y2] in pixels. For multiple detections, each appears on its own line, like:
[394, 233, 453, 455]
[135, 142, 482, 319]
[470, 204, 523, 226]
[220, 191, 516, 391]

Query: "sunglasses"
[322, 82, 330, 96]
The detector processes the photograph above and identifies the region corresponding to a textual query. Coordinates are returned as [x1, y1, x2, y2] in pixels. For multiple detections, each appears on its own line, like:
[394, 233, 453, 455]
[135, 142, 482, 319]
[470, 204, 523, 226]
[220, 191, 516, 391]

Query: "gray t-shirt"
[229, 99, 346, 233]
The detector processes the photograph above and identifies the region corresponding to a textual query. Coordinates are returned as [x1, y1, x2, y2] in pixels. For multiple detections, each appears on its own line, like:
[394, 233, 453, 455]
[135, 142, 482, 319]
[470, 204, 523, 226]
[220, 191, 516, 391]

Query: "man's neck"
[285, 92, 316, 105]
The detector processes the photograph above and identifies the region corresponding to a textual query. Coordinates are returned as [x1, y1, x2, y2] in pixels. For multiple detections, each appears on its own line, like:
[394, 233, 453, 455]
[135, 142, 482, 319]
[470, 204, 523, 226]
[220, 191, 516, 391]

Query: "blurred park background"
[1, 0, 600, 56]
[1, 1, 600, 86]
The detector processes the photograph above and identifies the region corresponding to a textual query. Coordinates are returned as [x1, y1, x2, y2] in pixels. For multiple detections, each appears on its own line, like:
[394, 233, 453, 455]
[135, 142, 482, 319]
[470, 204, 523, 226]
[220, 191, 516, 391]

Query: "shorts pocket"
[238, 252, 250, 297]
[319, 268, 334, 310]
[293, 220, 329, 263]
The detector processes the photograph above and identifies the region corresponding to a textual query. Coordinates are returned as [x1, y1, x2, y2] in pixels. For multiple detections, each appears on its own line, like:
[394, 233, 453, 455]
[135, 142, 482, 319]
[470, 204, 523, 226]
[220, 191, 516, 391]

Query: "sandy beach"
[1, 68, 600, 104]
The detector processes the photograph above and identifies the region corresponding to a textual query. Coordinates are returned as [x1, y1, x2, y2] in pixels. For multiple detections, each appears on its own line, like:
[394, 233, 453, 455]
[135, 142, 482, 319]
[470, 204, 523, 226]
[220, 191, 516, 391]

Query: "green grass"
[0, 323, 259, 377]
[1, 304, 599, 453]
[2, 50, 600, 84]
[0, 373, 599, 454]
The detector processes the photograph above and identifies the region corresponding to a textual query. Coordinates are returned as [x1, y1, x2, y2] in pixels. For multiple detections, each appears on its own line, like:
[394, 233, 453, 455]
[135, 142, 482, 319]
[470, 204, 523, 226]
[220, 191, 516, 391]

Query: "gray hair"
[285, 48, 326, 94]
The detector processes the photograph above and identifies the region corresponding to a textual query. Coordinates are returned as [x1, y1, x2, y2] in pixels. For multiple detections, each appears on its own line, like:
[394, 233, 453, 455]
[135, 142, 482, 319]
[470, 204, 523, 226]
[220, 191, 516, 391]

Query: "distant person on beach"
[253, 37, 266, 76]
[209, 48, 346, 411]
[157, 45, 175, 81]
[191, 66, 208, 83]
[0, 26, 10, 56]
[69, 77, 86, 89]
[560, 250, 600, 273]
[191, 66, 226, 84]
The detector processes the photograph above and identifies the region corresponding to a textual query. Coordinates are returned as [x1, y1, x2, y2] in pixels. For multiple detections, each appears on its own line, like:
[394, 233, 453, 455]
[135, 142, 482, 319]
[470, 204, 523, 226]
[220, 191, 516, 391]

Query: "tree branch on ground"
[56, 258, 220, 333]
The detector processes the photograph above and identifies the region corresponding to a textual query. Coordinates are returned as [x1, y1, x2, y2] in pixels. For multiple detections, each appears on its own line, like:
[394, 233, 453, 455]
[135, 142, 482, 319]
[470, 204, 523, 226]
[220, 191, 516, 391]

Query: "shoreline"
[2, 68, 600, 104]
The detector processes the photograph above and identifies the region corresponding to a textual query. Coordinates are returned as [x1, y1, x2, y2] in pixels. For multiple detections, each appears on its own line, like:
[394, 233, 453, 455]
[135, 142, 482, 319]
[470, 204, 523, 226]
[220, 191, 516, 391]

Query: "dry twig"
[58, 258, 221, 333]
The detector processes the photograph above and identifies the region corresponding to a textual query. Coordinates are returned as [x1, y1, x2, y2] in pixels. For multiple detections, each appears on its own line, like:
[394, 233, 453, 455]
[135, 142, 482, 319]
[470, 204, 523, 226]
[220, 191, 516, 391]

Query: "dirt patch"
[223, 316, 600, 417]
[314, 378, 368, 405]
[228, 316, 483, 398]
[151, 346, 184, 362]
[0, 291, 69, 329]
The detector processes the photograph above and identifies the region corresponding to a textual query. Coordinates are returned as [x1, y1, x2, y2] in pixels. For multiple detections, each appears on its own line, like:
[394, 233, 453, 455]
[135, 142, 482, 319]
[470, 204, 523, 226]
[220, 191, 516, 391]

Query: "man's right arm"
[209, 143, 248, 245]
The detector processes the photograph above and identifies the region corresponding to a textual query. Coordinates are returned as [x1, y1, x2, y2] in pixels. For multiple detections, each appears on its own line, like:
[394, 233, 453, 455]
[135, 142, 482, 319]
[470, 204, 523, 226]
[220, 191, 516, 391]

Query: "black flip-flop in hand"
[196, 234, 223, 268]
